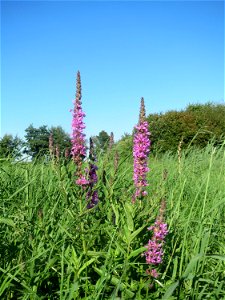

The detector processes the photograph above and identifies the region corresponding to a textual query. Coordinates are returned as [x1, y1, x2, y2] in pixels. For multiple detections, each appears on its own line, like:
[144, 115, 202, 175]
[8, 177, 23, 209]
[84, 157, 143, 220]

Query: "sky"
[1, 0, 224, 142]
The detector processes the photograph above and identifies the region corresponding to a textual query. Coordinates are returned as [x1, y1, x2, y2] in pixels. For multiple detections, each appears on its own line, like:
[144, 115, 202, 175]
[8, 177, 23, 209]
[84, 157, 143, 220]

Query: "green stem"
[79, 191, 86, 253]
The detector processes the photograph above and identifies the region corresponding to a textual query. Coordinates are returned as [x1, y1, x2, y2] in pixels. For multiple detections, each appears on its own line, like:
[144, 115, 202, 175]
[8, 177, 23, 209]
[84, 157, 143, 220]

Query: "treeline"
[1, 102, 225, 160]
[147, 102, 225, 152]
[0, 125, 112, 160]
[115, 102, 225, 156]
[0, 125, 72, 160]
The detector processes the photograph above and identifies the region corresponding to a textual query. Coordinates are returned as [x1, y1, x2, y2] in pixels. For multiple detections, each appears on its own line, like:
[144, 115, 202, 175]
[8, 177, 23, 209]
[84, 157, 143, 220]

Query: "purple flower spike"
[71, 71, 86, 180]
[133, 98, 151, 201]
[76, 176, 89, 186]
[144, 222, 168, 265]
[49, 132, 54, 156]
[144, 200, 169, 277]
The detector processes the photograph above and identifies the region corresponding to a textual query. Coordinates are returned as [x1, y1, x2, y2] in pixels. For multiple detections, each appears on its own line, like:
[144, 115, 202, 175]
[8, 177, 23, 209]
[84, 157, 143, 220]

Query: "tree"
[146, 102, 225, 153]
[0, 134, 23, 159]
[24, 124, 72, 159]
[50, 126, 72, 156]
[24, 125, 49, 159]
[115, 133, 133, 158]
[92, 130, 110, 153]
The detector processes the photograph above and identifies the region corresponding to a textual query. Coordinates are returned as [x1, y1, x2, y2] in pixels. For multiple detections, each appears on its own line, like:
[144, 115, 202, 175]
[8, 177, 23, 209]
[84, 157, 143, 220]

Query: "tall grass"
[0, 143, 225, 299]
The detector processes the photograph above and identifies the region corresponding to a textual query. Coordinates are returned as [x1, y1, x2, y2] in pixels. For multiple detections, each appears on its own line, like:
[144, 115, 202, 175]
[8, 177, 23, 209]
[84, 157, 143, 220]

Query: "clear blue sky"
[1, 1, 224, 141]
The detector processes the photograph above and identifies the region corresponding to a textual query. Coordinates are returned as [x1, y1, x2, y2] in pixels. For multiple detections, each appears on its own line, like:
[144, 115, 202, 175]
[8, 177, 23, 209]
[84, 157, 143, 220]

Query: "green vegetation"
[1, 103, 224, 161]
[24, 125, 71, 159]
[0, 134, 23, 160]
[1, 141, 225, 299]
[147, 102, 225, 153]
[92, 130, 110, 154]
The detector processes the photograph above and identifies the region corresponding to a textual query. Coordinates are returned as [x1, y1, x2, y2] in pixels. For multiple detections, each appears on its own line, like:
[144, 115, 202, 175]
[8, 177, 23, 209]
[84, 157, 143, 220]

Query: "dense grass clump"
[0, 143, 225, 299]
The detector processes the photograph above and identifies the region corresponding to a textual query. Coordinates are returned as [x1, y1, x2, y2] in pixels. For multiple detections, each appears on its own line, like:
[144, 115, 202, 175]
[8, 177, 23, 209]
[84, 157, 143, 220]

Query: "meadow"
[0, 142, 225, 299]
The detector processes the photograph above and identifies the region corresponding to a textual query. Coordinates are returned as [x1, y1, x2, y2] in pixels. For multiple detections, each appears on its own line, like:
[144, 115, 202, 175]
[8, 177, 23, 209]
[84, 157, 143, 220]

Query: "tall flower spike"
[65, 148, 70, 159]
[139, 97, 146, 124]
[55, 144, 60, 161]
[49, 132, 54, 157]
[75, 70, 82, 104]
[143, 199, 169, 278]
[133, 98, 151, 200]
[71, 71, 87, 182]
[109, 132, 114, 150]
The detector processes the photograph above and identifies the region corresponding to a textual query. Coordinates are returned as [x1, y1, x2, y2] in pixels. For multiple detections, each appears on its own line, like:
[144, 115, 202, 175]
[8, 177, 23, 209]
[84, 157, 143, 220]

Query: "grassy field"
[0, 143, 225, 299]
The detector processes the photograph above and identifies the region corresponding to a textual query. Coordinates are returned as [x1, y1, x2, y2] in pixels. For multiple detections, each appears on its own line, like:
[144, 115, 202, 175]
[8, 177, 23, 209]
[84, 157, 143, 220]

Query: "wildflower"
[109, 132, 114, 150]
[76, 176, 89, 186]
[145, 222, 168, 265]
[146, 268, 159, 279]
[114, 150, 119, 173]
[49, 132, 54, 156]
[65, 148, 70, 159]
[133, 97, 151, 200]
[144, 200, 169, 277]
[87, 190, 98, 209]
[150, 269, 159, 278]
[71, 71, 86, 182]
[55, 144, 60, 160]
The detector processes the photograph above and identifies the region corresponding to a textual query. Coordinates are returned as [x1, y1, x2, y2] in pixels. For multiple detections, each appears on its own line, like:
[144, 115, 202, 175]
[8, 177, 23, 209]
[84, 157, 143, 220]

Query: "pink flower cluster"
[71, 102, 86, 161]
[133, 120, 151, 199]
[144, 219, 168, 277]
[74, 137, 99, 208]
[76, 176, 89, 185]
[71, 71, 86, 181]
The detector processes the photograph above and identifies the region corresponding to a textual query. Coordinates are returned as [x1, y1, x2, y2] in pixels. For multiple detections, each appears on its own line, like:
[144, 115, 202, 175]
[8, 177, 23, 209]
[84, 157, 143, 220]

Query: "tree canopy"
[147, 102, 225, 152]
[24, 125, 71, 159]
[92, 130, 110, 153]
[0, 134, 23, 159]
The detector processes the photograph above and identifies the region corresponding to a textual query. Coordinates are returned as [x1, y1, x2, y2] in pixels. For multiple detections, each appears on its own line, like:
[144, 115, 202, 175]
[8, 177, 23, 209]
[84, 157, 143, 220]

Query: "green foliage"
[24, 124, 50, 158]
[24, 124, 71, 159]
[114, 133, 133, 163]
[50, 126, 72, 154]
[93, 130, 110, 153]
[0, 134, 23, 159]
[147, 102, 225, 153]
[0, 143, 225, 299]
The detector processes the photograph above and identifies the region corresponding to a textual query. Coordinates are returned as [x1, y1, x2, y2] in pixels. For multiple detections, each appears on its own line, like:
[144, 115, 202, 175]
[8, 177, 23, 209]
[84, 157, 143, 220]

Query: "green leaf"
[130, 224, 146, 242]
[182, 254, 203, 278]
[0, 218, 15, 227]
[128, 246, 146, 259]
[111, 203, 119, 226]
[6, 179, 35, 200]
[171, 256, 178, 281]
[87, 251, 107, 257]
[124, 202, 134, 232]
[162, 280, 179, 299]
[93, 267, 135, 298]
[0, 269, 20, 296]
[207, 255, 225, 261]
[77, 258, 96, 276]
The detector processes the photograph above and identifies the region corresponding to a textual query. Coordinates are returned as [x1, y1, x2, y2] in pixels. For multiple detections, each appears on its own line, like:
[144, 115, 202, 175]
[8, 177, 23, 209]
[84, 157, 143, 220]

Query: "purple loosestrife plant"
[55, 145, 60, 161]
[133, 98, 151, 201]
[71, 71, 87, 183]
[65, 148, 70, 159]
[144, 200, 169, 278]
[49, 132, 54, 157]
[109, 132, 114, 150]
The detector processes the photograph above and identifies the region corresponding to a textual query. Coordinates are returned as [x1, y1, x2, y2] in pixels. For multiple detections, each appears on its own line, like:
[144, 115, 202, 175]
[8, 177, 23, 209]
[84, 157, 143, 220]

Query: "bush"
[147, 102, 225, 153]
